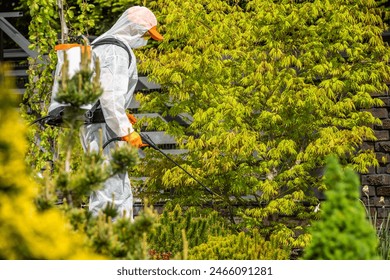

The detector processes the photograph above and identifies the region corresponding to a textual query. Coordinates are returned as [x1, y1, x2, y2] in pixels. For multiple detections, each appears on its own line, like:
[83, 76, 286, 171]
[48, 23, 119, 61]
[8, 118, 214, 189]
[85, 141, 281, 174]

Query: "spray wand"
[103, 133, 218, 197]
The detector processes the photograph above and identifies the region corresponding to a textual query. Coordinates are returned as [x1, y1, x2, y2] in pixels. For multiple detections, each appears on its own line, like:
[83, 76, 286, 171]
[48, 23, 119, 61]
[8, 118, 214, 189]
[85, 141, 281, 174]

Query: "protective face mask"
[130, 37, 148, 49]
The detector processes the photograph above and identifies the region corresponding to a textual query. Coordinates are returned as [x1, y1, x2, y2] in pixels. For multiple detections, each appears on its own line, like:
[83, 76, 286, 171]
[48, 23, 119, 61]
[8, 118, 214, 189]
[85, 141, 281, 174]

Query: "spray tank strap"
[91, 38, 132, 68]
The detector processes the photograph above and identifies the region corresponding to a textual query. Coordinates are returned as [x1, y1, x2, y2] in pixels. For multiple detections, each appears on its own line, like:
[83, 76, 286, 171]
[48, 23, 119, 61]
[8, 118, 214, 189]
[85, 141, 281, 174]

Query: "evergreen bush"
[303, 156, 380, 260]
[188, 230, 290, 260]
[147, 204, 230, 259]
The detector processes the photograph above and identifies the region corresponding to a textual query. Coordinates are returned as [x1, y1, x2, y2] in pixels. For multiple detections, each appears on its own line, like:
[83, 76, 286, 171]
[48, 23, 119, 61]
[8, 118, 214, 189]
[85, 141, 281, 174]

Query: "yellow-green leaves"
[137, 0, 390, 240]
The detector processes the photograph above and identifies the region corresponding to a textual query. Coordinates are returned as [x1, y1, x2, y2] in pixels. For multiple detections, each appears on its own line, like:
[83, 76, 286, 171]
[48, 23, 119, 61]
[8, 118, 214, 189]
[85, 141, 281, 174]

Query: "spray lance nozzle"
[139, 133, 158, 150]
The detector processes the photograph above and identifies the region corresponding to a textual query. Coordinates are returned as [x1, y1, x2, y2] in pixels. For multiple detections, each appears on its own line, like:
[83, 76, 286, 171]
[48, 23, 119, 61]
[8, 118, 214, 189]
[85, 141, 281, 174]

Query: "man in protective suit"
[80, 6, 163, 220]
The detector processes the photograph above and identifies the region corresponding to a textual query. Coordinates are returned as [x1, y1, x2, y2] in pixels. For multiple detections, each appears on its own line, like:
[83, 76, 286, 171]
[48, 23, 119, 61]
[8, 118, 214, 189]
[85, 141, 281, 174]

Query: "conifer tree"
[147, 204, 230, 259]
[0, 63, 101, 259]
[303, 156, 379, 260]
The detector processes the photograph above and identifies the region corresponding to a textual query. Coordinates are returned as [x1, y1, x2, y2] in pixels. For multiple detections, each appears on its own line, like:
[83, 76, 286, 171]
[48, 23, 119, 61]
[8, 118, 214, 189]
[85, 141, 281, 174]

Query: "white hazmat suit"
[79, 6, 163, 220]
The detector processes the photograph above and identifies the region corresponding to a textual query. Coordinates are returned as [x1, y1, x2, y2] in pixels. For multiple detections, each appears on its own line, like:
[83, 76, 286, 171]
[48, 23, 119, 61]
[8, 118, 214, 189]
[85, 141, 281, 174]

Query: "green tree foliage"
[303, 156, 380, 260]
[135, 0, 389, 241]
[86, 0, 141, 35]
[20, 0, 60, 172]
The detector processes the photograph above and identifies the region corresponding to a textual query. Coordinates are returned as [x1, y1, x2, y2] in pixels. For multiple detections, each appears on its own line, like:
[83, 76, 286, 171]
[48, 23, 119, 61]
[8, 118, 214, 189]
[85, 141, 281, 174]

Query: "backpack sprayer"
[103, 133, 218, 197]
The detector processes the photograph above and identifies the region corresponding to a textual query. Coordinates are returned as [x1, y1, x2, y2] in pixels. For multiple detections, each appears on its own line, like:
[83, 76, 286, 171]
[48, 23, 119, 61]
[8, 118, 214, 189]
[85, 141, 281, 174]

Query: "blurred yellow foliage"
[0, 63, 102, 259]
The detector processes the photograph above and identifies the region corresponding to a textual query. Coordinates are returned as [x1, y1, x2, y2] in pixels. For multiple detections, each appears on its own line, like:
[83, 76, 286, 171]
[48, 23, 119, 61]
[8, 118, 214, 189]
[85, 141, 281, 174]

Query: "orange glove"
[121, 132, 147, 148]
[126, 113, 137, 125]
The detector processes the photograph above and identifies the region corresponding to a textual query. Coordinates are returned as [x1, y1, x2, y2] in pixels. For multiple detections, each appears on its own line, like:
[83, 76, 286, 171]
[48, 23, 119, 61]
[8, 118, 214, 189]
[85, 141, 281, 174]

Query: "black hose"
[102, 136, 122, 149]
[29, 115, 51, 127]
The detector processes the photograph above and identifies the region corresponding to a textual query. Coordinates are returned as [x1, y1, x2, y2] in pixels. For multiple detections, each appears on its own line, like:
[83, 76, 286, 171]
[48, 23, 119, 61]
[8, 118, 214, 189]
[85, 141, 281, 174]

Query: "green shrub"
[189, 230, 290, 260]
[303, 156, 380, 260]
[147, 204, 230, 259]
